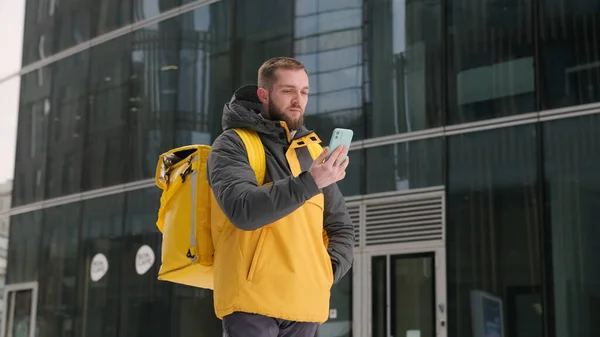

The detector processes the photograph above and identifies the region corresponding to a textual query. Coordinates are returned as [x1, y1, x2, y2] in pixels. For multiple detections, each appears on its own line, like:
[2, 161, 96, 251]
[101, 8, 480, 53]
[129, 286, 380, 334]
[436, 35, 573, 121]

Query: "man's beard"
[267, 99, 304, 130]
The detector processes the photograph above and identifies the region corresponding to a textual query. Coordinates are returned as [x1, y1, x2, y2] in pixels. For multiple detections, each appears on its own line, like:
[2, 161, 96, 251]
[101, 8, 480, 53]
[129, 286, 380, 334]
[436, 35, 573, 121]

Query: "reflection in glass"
[91, 0, 132, 37]
[5, 290, 34, 337]
[22, 0, 54, 65]
[371, 256, 386, 337]
[295, 0, 365, 144]
[13, 69, 51, 206]
[51, 0, 90, 53]
[6, 211, 42, 284]
[447, 0, 535, 124]
[366, 138, 443, 194]
[365, 0, 443, 137]
[317, 269, 352, 337]
[447, 125, 542, 337]
[540, 3, 600, 109]
[391, 254, 435, 337]
[133, 0, 180, 22]
[337, 149, 363, 197]
[38, 204, 81, 337]
[77, 195, 125, 337]
[371, 254, 435, 337]
[46, 51, 88, 199]
[544, 114, 600, 337]
[0, 76, 20, 192]
[84, 35, 131, 190]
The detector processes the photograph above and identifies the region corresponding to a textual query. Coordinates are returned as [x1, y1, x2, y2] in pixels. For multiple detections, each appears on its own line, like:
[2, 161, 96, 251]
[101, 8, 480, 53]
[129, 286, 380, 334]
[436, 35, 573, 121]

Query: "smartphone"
[327, 128, 354, 163]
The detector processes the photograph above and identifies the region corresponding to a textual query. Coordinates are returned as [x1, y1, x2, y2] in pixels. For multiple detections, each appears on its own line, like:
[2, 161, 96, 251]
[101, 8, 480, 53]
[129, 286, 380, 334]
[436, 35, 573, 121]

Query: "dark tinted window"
[12, 71, 50, 206]
[6, 211, 42, 283]
[132, 0, 181, 22]
[90, 0, 132, 38]
[45, 51, 88, 198]
[37, 204, 81, 337]
[83, 35, 131, 190]
[446, 0, 535, 124]
[366, 138, 444, 194]
[447, 125, 543, 337]
[544, 114, 600, 337]
[76, 195, 125, 337]
[295, 0, 365, 143]
[539, 3, 600, 110]
[51, 0, 91, 53]
[338, 149, 363, 197]
[365, 0, 443, 137]
[22, 0, 55, 65]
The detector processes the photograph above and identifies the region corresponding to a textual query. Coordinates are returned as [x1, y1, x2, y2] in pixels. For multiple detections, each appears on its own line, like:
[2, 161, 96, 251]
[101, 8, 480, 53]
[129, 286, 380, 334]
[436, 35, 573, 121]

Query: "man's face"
[263, 69, 309, 130]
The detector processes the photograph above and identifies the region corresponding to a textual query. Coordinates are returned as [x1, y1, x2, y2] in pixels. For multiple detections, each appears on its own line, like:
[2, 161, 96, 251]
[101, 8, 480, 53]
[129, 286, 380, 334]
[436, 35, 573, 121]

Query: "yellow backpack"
[154, 128, 327, 290]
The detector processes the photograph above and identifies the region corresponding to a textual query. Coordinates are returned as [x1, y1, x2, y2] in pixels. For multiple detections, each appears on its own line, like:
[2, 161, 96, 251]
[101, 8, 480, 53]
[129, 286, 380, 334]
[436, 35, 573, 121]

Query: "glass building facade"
[2, 0, 600, 336]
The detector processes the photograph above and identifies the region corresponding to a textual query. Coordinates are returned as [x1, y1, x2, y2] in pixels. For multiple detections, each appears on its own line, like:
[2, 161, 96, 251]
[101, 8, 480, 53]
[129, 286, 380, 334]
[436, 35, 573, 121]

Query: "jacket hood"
[221, 85, 311, 138]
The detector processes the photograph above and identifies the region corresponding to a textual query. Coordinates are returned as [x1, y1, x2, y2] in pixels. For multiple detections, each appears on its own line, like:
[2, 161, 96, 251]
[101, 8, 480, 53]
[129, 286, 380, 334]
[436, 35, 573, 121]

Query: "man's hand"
[308, 146, 350, 189]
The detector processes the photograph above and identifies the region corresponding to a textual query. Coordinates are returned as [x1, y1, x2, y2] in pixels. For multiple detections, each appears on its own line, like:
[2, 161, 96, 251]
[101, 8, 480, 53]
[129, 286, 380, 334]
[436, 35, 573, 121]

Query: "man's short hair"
[258, 57, 307, 90]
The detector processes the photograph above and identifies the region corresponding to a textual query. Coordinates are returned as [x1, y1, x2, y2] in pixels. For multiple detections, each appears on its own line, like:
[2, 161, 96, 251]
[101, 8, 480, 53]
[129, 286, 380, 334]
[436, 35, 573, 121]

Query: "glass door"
[1, 282, 38, 337]
[369, 249, 446, 337]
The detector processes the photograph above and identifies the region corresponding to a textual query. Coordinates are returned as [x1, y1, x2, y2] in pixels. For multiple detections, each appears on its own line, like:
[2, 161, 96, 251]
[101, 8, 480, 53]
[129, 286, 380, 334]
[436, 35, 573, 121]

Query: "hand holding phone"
[326, 128, 353, 163]
[308, 128, 353, 189]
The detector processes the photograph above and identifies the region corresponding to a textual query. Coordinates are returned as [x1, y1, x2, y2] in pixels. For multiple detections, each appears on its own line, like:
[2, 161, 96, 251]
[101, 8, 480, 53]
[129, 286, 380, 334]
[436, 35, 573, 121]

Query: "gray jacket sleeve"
[323, 183, 355, 284]
[207, 130, 321, 231]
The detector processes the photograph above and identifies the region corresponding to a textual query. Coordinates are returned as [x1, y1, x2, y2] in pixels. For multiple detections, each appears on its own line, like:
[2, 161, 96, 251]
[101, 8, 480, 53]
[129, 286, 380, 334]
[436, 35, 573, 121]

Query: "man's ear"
[257, 87, 269, 104]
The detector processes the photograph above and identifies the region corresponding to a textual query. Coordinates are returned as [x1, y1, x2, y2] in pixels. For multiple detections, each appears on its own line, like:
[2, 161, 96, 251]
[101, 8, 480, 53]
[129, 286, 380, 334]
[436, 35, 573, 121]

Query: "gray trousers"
[222, 312, 318, 337]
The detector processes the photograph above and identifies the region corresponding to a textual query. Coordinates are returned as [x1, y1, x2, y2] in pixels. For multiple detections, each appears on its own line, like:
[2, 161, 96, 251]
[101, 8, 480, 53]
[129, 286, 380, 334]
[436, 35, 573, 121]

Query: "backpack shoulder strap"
[306, 142, 324, 160]
[232, 128, 266, 186]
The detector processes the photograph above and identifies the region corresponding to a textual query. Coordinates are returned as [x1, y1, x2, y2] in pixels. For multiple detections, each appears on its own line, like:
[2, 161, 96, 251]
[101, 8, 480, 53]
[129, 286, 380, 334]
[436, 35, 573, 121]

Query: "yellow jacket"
[207, 85, 355, 323]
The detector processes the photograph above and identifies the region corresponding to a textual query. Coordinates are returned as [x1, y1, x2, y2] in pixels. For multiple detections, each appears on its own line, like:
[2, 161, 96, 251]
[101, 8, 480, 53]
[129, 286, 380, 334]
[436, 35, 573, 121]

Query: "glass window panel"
[120, 188, 168, 337]
[0, 77, 19, 200]
[84, 35, 132, 190]
[371, 256, 387, 337]
[295, 1, 364, 143]
[447, 125, 543, 337]
[317, 66, 362, 94]
[316, 88, 362, 113]
[296, 0, 317, 16]
[22, 0, 55, 65]
[38, 203, 81, 337]
[365, 0, 443, 137]
[543, 114, 600, 337]
[51, 0, 90, 53]
[295, 8, 362, 38]
[316, 45, 362, 72]
[235, 0, 294, 85]
[539, 3, 600, 110]
[338, 149, 363, 197]
[316, 269, 352, 337]
[318, 0, 361, 12]
[133, 0, 181, 22]
[45, 51, 88, 199]
[76, 195, 125, 337]
[90, 0, 132, 38]
[295, 28, 362, 56]
[366, 138, 443, 194]
[12, 69, 51, 206]
[447, 0, 535, 124]
[6, 211, 42, 284]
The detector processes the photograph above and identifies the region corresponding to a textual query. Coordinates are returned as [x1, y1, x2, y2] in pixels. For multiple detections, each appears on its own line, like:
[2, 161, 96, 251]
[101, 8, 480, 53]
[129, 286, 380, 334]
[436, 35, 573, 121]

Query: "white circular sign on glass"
[90, 253, 109, 282]
[135, 245, 155, 275]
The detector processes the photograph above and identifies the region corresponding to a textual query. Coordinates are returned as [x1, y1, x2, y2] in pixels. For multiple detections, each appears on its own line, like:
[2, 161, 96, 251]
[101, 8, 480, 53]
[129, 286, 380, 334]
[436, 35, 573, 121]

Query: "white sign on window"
[90, 253, 108, 282]
[135, 245, 155, 275]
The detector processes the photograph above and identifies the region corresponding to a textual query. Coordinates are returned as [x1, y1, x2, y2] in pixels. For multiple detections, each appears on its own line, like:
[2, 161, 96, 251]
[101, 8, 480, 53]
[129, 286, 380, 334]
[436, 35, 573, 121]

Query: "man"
[207, 57, 355, 337]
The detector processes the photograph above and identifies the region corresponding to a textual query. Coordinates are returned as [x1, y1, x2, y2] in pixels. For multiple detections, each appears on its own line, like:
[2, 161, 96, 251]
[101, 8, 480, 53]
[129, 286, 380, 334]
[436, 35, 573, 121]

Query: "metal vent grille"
[347, 204, 361, 247]
[364, 194, 444, 246]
